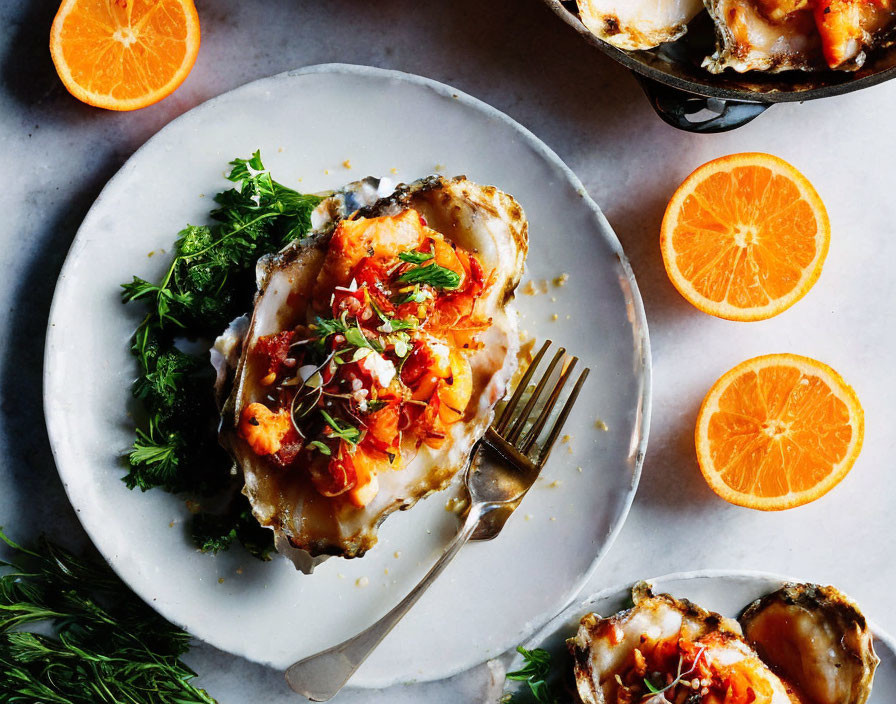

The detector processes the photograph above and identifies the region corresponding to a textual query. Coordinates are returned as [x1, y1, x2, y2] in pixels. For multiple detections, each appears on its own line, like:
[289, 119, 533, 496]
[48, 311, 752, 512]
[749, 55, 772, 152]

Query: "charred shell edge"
[566, 581, 742, 702]
[630, 581, 739, 633]
[575, 3, 690, 52]
[701, 2, 820, 75]
[739, 582, 880, 704]
[740, 582, 871, 632]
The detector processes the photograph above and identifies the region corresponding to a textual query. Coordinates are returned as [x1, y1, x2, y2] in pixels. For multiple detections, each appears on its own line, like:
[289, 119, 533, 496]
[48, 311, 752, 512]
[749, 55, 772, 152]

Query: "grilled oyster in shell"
[576, 0, 704, 50]
[569, 582, 799, 703]
[741, 583, 879, 704]
[217, 176, 527, 572]
[703, 0, 825, 73]
[703, 0, 896, 73]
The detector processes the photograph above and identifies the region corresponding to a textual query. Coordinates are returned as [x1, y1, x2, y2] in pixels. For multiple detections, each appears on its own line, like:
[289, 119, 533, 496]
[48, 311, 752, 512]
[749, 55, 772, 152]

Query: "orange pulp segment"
[661, 153, 830, 321]
[695, 353, 863, 510]
[50, 0, 200, 111]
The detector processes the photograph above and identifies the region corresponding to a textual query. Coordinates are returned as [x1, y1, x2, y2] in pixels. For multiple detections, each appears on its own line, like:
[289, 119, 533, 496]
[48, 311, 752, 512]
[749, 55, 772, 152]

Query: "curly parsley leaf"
[191, 505, 275, 561]
[121, 152, 320, 558]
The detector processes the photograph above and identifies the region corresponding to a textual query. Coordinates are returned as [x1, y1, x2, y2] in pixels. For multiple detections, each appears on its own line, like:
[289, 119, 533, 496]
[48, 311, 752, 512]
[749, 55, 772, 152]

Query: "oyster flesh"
[814, 0, 896, 69]
[576, 0, 705, 50]
[569, 582, 800, 703]
[217, 175, 527, 572]
[741, 583, 879, 704]
[703, 0, 825, 73]
[703, 0, 896, 73]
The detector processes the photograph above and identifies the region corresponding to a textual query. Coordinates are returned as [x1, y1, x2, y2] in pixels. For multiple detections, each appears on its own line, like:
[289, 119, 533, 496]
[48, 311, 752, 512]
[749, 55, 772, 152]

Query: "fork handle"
[284, 501, 489, 701]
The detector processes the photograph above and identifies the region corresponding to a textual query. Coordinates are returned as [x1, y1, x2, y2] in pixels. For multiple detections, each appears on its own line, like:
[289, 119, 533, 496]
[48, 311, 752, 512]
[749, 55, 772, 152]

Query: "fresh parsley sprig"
[122, 151, 321, 336]
[120, 152, 321, 559]
[0, 529, 217, 703]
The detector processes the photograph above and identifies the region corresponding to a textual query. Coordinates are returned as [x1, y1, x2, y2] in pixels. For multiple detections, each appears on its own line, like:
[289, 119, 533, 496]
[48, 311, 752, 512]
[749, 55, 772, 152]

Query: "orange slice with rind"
[50, 0, 200, 111]
[661, 153, 830, 322]
[696, 353, 864, 511]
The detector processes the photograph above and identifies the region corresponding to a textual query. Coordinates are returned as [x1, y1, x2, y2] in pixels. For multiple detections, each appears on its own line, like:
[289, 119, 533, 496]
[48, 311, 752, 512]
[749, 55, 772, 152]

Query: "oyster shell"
[218, 175, 527, 572]
[740, 583, 879, 704]
[703, 0, 896, 73]
[576, 0, 704, 51]
[703, 0, 825, 73]
[569, 582, 799, 703]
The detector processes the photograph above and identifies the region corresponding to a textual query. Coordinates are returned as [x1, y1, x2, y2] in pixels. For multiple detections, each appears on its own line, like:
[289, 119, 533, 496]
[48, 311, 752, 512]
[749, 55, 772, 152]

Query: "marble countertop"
[3, 0, 895, 701]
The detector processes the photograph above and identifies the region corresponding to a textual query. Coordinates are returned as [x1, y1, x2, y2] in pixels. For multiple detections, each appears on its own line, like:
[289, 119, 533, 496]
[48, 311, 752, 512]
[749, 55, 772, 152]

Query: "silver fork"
[285, 340, 589, 701]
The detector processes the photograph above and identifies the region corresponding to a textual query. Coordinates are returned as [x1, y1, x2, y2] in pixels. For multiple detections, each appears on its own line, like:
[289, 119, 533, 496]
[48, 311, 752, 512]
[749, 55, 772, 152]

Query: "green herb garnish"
[640, 646, 706, 699]
[311, 315, 349, 341]
[120, 152, 321, 558]
[0, 529, 217, 703]
[344, 326, 372, 349]
[385, 318, 418, 331]
[396, 262, 461, 289]
[505, 646, 560, 704]
[320, 410, 361, 445]
[398, 249, 434, 264]
[309, 440, 332, 456]
[191, 504, 276, 560]
[399, 284, 433, 304]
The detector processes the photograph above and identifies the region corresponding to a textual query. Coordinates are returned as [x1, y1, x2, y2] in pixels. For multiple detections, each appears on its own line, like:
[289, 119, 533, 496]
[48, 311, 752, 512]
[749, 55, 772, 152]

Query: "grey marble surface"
[4, 1, 896, 702]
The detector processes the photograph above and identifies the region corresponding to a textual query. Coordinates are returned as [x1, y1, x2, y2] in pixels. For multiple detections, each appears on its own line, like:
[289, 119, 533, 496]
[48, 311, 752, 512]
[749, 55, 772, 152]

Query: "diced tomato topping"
[269, 425, 304, 468]
[253, 331, 295, 377]
[308, 442, 357, 497]
[331, 287, 367, 319]
[243, 208, 494, 503]
[365, 403, 400, 451]
[351, 259, 396, 314]
[400, 343, 434, 386]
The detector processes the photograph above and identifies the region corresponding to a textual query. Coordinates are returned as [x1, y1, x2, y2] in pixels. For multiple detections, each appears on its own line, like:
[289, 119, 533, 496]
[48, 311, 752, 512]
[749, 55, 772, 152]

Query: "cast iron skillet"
[545, 0, 896, 132]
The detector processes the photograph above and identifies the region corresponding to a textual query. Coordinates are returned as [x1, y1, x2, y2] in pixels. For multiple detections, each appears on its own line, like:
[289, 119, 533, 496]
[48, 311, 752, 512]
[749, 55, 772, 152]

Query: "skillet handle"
[635, 75, 770, 133]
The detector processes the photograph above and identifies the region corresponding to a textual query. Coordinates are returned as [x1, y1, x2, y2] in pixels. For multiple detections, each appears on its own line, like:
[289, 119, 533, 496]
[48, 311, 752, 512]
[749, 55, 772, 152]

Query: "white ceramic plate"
[43, 64, 650, 687]
[508, 570, 896, 700]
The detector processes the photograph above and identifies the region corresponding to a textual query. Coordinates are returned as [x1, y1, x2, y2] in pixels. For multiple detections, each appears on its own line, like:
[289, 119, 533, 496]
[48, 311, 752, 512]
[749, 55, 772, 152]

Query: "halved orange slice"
[50, 0, 200, 111]
[696, 354, 864, 511]
[661, 153, 830, 321]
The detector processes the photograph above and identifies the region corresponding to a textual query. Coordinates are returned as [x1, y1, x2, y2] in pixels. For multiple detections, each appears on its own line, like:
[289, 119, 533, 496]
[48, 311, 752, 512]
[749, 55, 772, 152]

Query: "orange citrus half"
[661, 153, 830, 322]
[695, 354, 864, 511]
[50, 0, 200, 111]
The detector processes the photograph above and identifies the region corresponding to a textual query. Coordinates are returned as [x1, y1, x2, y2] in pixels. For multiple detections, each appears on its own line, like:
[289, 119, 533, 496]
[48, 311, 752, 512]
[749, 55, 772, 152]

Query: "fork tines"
[492, 340, 590, 467]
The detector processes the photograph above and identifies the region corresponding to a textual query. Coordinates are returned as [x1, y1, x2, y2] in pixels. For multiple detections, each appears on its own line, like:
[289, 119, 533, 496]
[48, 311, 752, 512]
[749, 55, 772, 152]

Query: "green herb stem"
[0, 529, 217, 704]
